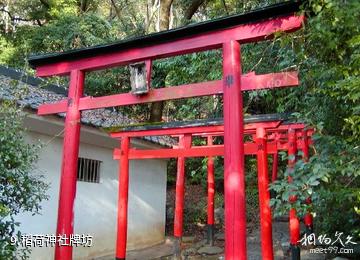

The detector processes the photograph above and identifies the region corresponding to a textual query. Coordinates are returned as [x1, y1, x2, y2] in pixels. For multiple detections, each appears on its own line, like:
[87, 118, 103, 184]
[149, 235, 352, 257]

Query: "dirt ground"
[96, 221, 327, 259]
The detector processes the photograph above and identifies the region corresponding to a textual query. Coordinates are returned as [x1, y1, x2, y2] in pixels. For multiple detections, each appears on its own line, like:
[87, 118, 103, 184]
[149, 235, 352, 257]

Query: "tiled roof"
[0, 65, 174, 147]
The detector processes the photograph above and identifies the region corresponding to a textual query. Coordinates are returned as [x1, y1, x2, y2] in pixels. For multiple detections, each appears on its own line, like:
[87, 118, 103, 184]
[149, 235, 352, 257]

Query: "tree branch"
[39, 0, 50, 9]
[109, 0, 130, 30]
[0, 7, 33, 23]
[145, 0, 160, 33]
[222, 0, 229, 15]
[184, 0, 205, 21]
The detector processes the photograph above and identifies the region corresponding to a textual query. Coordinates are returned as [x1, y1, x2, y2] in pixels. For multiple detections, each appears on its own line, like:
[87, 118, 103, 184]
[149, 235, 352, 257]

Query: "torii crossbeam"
[28, 1, 305, 260]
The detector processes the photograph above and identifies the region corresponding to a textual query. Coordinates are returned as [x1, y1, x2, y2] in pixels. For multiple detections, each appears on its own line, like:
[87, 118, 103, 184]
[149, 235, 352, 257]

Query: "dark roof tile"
[0, 66, 174, 147]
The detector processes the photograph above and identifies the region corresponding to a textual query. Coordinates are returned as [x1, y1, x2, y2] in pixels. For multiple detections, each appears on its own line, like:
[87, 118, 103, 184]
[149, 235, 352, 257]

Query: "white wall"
[15, 115, 167, 260]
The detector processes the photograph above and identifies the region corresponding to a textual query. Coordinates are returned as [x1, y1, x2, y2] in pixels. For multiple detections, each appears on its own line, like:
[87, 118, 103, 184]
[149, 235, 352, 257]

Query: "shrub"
[0, 101, 48, 259]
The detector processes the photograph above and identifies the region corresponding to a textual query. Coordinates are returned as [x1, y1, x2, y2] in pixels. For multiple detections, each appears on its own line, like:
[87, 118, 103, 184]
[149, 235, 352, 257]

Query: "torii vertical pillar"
[116, 136, 130, 260]
[223, 40, 247, 260]
[272, 133, 279, 183]
[55, 70, 84, 260]
[173, 134, 191, 257]
[207, 136, 215, 246]
[288, 129, 300, 260]
[272, 153, 278, 183]
[255, 127, 274, 260]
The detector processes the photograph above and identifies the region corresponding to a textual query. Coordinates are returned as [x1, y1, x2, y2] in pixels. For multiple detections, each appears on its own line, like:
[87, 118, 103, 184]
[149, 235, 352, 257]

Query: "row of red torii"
[110, 117, 314, 260]
[28, 2, 309, 259]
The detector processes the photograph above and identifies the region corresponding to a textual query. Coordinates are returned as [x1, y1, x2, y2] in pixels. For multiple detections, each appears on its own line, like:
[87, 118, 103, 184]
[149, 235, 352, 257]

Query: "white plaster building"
[0, 66, 171, 259]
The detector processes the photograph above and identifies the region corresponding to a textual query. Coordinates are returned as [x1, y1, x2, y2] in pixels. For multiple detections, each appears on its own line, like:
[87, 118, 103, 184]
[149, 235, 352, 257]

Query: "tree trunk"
[184, 0, 205, 21]
[149, 0, 174, 122]
[159, 0, 173, 30]
[149, 0, 205, 122]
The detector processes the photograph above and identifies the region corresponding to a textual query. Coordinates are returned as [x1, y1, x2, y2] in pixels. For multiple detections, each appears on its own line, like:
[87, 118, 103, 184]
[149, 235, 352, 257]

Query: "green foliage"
[270, 0, 360, 240]
[2, 13, 118, 68]
[0, 101, 48, 259]
[301, 0, 360, 140]
[316, 188, 360, 239]
[271, 132, 360, 239]
[2, 0, 98, 22]
[0, 37, 16, 65]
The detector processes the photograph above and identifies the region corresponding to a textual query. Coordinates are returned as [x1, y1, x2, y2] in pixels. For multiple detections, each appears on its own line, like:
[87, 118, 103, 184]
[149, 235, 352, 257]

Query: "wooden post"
[116, 136, 130, 260]
[271, 133, 279, 183]
[223, 40, 247, 260]
[271, 153, 278, 183]
[207, 136, 215, 246]
[255, 127, 274, 260]
[174, 134, 191, 257]
[55, 70, 84, 260]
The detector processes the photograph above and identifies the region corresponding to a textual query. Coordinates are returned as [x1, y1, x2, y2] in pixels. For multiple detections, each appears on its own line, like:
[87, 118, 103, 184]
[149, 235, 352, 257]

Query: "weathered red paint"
[35, 15, 304, 77]
[271, 152, 279, 182]
[289, 208, 300, 245]
[255, 127, 274, 260]
[207, 136, 215, 226]
[55, 70, 84, 260]
[301, 130, 309, 161]
[222, 40, 247, 260]
[271, 133, 279, 182]
[174, 134, 192, 238]
[206, 136, 216, 245]
[116, 136, 130, 260]
[38, 72, 298, 115]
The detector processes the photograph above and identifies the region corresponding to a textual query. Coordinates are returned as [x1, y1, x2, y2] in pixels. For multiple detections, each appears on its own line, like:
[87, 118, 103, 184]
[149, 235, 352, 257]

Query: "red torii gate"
[111, 119, 313, 260]
[28, 2, 305, 259]
[112, 119, 281, 260]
